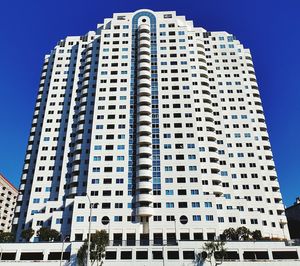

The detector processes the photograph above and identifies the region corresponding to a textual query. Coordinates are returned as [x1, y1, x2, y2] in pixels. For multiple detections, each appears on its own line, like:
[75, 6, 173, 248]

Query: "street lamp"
[59, 235, 70, 266]
[86, 194, 92, 266]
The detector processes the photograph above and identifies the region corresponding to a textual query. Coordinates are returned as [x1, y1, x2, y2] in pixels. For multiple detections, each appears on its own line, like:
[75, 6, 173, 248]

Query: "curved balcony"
[17, 194, 23, 202]
[139, 24, 150, 32]
[136, 193, 152, 203]
[74, 154, 81, 161]
[139, 46, 150, 55]
[138, 125, 152, 135]
[139, 105, 151, 115]
[139, 87, 151, 96]
[71, 175, 78, 183]
[138, 61, 151, 70]
[139, 96, 151, 105]
[138, 70, 151, 79]
[138, 135, 152, 145]
[138, 78, 151, 88]
[15, 206, 21, 213]
[138, 146, 152, 156]
[137, 169, 152, 178]
[139, 39, 150, 48]
[136, 206, 153, 216]
[138, 53, 151, 63]
[138, 115, 151, 125]
[139, 32, 151, 40]
[136, 181, 152, 191]
[69, 186, 77, 195]
[138, 157, 152, 167]
[82, 79, 89, 87]
[213, 190, 223, 197]
[204, 107, 213, 113]
[72, 164, 80, 172]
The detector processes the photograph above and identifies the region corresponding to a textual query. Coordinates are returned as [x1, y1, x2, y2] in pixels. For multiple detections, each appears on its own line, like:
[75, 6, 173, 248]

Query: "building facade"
[14, 9, 288, 244]
[0, 173, 18, 232]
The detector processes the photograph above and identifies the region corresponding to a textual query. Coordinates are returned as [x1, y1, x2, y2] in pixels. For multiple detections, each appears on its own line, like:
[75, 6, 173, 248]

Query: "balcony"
[138, 157, 152, 167]
[136, 193, 152, 203]
[138, 125, 152, 135]
[138, 135, 152, 145]
[136, 181, 152, 191]
[139, 87, 151, 96]
[138, 78, 151, 88]
[136, 206, 153, 216]
[137, 169, 152, 178]
[138, 105, 151, 115]
[139, 96, 151, 105]
[138, 115, 151, 125]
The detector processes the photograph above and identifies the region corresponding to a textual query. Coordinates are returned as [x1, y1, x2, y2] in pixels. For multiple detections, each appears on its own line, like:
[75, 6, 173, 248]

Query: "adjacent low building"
[0, 173, 18, 232]
[286, 197, 300, 239]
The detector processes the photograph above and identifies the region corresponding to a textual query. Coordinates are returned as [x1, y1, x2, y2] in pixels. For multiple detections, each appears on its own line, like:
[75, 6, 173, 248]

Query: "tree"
[236, 226, 251, 240]
[198, 240, 226, 266]
[251, 230, 262, 240]
[0, 231, 15, 243]
[37, 227, 60, 242]
[222, 227, 252, 241]
[21, 228, 35, 242]
[77, 230, 109, 266]
[222, 228, 238, 240]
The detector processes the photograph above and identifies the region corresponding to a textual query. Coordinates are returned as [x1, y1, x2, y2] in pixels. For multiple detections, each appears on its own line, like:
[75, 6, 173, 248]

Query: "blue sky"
[0, 0, 299, 206]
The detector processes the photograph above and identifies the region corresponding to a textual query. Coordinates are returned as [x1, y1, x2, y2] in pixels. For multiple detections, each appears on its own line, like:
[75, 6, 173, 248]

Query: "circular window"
[142, 18, 147, 22]
[101, 216, 110, 225]
[180, 215, 188, 225]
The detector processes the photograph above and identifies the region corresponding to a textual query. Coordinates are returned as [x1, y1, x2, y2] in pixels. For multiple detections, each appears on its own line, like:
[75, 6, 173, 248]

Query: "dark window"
[183, 251, 195, 259]
[178, 202, 188, 208]
[121, 251, 132, 260]
[178, 189, 187, 195]
[105, 251, 117, 260]
[168, 251, 179, 259]
[194, 233, 203, 240]
[136, 251, 148, 260]
[75, 234, 83, 241]
[152, 251, 163, 259]
[180, 233, 190, 240]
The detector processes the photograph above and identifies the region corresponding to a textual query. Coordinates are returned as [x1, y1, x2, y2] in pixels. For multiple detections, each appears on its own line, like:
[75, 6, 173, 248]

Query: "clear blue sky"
[0, 0, 299, 206]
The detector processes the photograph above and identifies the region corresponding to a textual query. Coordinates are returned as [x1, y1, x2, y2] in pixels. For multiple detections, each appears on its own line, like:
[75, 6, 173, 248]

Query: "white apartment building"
[0, 173, 18, 232]
[14, 9, 288, 247]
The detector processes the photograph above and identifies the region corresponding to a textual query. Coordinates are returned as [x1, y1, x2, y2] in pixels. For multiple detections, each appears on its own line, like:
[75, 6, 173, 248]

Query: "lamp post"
[59, 235, 69, 266]
[0, 246, 3, 261]
[86, 194, 92, 266]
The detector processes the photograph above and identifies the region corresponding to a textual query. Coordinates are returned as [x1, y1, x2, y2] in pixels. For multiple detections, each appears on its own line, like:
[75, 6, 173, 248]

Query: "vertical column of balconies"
[136, 23, 153, 218]
[14, 54, 53, 237]
[197, 40, 222, 196]
[68, 42, 93, 197]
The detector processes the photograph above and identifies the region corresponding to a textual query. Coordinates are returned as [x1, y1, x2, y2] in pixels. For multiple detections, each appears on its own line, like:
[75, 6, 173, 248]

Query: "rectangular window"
[76, 216, 84, 222]
[193, 215, 201, 221]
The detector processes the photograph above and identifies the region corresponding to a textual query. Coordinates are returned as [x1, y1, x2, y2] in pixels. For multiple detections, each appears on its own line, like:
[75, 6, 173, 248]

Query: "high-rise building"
[14, 9, 289, 244]
[0, 173, 18, 232]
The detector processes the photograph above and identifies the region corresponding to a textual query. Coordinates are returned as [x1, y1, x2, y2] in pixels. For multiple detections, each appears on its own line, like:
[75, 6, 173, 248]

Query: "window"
[166, 202, 174, 208]
[193, 215, 201, 221]
[114, 216, 122, 222]
[206, 215, 214, 221]
[191, 189, 199, 195]
[192, 202, 200, 208]
[76, 216, 84, 222]
[205, 202, 212, 208]
[166, 190, 174, 195]
[33, 198, 40, 204]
